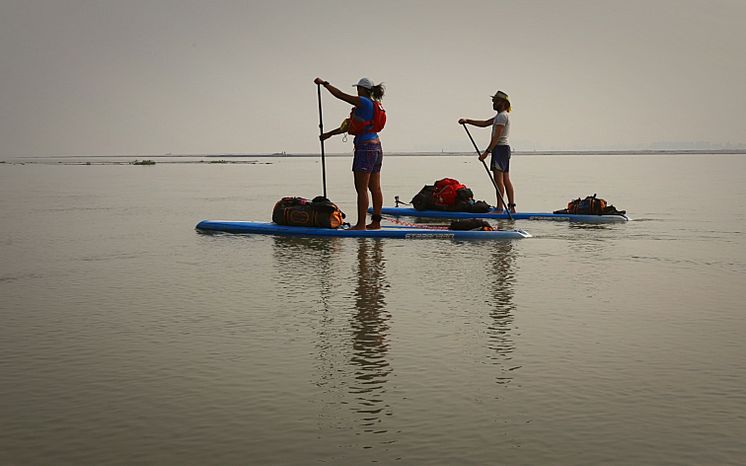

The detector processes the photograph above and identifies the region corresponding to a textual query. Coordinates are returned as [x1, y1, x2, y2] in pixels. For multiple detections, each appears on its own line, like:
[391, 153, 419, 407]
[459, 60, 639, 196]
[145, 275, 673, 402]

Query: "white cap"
[353, 78, 373, 89]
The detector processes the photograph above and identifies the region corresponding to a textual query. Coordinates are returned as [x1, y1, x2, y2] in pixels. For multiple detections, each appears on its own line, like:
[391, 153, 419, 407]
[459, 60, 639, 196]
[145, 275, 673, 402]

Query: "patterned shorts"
[352, 140, 383, 173]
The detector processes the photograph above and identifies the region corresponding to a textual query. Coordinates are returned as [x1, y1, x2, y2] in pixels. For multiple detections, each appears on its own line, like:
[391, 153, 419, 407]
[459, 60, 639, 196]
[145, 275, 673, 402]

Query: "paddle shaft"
[461, 124, 512, 219]
[317, 83, 327, 198]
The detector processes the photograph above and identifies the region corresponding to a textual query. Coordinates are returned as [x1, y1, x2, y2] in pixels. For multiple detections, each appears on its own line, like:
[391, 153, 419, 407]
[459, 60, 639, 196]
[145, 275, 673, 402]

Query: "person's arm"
[314, 77, 360, 106]
[458, 117, 495, 128]
[320, 125, 346, 141]
[479, 125, 504, 160]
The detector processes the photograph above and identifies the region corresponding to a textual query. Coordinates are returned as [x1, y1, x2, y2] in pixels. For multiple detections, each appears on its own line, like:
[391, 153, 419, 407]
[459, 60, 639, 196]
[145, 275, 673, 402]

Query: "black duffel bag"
[449, 218, 494, 231]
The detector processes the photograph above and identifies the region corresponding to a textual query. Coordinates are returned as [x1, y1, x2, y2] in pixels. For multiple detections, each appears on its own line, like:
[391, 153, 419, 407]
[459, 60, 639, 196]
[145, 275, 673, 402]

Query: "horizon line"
[7, 148, 746, 159]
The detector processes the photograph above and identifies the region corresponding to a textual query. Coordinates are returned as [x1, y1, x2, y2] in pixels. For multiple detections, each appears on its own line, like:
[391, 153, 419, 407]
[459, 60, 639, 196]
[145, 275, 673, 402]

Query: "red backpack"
[433, 178, 466, 207]
[347, 100, 386, 135]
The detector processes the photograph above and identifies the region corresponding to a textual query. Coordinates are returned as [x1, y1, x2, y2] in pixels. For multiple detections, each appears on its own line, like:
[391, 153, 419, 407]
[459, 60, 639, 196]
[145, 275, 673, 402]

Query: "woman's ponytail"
[370, 83, 385, 101]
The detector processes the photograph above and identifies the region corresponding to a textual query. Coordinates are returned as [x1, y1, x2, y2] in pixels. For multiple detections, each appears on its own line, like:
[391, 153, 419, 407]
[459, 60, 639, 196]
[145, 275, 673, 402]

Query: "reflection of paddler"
[486, 241, 517, 385]
[351, 238, 391, 428]
[353, 239, 387, 319]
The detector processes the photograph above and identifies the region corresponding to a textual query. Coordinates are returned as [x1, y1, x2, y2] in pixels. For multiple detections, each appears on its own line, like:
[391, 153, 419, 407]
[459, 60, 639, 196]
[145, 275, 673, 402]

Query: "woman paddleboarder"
[315, 77, 386, 230]
[459, 90, 515, 213]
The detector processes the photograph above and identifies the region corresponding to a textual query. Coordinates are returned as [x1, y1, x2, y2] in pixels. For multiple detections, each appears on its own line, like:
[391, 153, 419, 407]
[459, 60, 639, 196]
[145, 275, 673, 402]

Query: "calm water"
[1, 154, 745, 465]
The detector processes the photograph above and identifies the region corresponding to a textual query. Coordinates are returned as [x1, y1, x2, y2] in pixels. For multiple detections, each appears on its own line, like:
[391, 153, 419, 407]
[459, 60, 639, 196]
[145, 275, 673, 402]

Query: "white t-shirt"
[492, 111, 510, 145]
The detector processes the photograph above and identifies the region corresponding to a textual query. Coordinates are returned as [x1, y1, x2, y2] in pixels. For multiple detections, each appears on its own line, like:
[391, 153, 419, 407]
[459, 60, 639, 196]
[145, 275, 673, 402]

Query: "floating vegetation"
[202, 159, 270, 164]
[2, 158, 273, 166]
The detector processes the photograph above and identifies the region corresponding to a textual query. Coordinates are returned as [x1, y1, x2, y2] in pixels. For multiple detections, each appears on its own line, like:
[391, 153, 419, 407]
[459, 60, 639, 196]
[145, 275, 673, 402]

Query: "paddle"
[316, 83, 328, 198]
[461, 123, 513, 220]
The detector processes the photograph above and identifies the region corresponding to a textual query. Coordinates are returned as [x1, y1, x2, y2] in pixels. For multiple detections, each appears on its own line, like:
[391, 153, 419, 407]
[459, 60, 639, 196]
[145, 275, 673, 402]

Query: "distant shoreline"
[197, 149, 746, 157]
[6, 149, 746, 159]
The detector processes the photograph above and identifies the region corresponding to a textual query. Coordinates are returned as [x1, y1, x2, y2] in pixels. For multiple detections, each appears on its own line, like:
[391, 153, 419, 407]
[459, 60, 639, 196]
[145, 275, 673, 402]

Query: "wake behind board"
[374, 207, 629, 224]
[196, 220, 531, 240]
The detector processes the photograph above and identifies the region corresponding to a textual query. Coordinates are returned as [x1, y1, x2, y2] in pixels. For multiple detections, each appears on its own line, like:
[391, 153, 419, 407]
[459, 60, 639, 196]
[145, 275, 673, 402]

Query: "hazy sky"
[1, 0, 745, 156]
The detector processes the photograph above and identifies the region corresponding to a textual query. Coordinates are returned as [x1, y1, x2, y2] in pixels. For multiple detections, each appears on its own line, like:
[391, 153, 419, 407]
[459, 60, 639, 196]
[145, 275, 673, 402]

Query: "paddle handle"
[317, 83, 327, 198]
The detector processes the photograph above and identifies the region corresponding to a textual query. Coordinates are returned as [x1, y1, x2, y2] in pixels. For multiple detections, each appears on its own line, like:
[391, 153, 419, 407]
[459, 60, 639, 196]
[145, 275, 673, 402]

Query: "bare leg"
[493, 170, 506, 211]
[367, 172, 383, 229]
[503, 171, 516, 212]
[350, 171, 371, 230]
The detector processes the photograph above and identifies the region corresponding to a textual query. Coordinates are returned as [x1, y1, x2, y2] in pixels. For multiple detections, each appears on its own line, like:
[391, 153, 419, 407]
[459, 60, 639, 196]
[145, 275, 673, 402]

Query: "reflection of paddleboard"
[373, 207, 630, 223]
[196, 220, 532, 240]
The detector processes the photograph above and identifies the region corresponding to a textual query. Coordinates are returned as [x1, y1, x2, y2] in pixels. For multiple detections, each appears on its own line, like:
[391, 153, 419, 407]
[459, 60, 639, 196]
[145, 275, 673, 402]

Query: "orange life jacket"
[347, 100, 386, 135]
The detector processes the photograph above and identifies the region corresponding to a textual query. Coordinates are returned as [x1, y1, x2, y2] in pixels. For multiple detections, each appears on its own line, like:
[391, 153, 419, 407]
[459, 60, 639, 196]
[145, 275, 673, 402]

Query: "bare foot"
[348, 224, 366, 230]
[366, 222, 381, 230]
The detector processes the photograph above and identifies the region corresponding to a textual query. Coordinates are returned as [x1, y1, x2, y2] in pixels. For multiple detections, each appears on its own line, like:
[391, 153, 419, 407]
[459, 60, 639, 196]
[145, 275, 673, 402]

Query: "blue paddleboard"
[196, 220, 531, 239]
[373, 207, 629, 223]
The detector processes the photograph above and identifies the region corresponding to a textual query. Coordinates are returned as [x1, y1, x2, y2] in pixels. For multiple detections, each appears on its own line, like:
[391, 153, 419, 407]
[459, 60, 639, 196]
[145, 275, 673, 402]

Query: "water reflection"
[270, 236, 341, 304]
[270, 236, 393, 439]
[486, 241, 518, 384]
[270, 236, 342, 395]
[349, 238, 392, 433]
[564, 224, 621, 264]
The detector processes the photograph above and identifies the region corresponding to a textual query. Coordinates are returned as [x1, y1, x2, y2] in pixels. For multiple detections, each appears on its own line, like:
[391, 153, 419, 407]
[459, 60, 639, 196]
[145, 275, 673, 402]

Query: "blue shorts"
[490, 145, 511, 172]
[352, 140, 383, 173]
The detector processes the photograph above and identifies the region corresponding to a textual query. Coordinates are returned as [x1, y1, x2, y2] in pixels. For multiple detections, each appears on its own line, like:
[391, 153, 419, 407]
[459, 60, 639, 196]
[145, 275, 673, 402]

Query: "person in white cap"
[459, 90, 515, 213]
[314, 77, 386, 230]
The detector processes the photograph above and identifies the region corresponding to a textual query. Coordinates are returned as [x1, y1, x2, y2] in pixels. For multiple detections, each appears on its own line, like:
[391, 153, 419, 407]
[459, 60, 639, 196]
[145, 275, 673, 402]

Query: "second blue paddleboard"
[373, 207, 629, 223]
